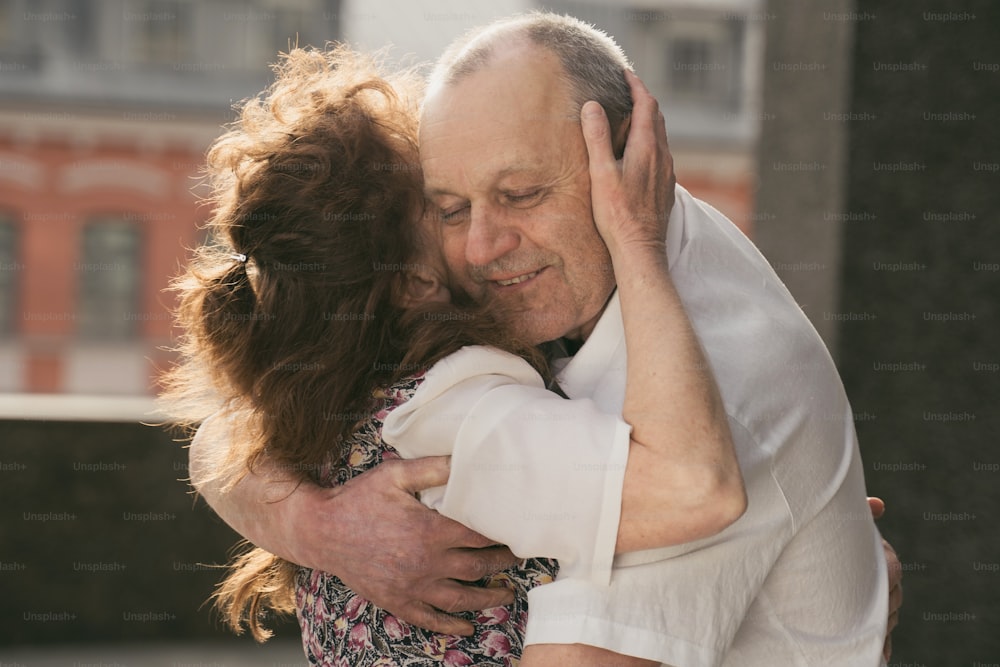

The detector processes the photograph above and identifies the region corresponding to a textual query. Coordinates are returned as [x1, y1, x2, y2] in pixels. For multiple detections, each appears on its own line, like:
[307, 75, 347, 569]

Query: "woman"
[162, 45, 744, 666]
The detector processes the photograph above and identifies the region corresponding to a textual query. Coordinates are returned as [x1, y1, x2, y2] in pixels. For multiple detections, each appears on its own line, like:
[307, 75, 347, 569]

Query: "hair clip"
[230, 253, 248, 263]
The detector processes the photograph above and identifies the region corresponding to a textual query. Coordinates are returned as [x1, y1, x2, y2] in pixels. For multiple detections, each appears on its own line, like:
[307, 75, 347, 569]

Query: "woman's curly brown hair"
[160, 45, 545, 641]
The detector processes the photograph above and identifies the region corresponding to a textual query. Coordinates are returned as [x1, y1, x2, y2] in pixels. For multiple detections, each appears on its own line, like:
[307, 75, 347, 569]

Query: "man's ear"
[613, 113, 631, 160]
[400, 267, 451, 308]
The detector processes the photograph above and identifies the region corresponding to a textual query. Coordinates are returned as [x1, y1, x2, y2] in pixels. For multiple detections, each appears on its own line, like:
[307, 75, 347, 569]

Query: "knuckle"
[440, 591, 469, 614]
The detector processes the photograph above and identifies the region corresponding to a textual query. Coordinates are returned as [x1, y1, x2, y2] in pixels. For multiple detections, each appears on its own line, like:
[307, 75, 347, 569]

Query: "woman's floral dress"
[295, 375, 560, 666]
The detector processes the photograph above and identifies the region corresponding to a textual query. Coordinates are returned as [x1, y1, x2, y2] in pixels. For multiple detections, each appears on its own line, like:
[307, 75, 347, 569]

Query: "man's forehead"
[422, 46, 571, 122]
[420, 80, 577, 154]
[418, 50, 583, 193]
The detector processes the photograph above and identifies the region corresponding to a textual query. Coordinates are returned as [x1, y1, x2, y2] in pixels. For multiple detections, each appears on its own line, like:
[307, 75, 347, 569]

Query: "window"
[637, 16, 744, 112]
[242, 0, 339, 72]
[77, 219, 141, 340]
[671, 38, 714, 98]
[124, 0, 193, 66]
[0, 0, 43, 72]
[0, 216, 17, 337]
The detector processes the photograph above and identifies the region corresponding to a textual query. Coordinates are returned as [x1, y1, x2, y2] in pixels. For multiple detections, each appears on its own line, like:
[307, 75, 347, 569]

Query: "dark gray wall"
[0, 419, 299, 646]
[755, 2, 999, 664]
[837, 2, 1000, 664]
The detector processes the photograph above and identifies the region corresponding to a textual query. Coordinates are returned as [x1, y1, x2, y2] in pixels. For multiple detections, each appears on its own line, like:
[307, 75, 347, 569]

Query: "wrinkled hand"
[282, 456, 518, 635]
[580, 69, 676, 258]
[868, 497, 902, 663]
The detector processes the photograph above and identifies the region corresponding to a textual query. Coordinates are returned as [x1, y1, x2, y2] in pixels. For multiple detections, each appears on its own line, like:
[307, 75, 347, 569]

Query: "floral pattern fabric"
[295, 375, 560, 666]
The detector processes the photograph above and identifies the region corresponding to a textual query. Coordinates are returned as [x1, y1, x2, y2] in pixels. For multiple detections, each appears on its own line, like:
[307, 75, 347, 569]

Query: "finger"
[623, 70, 673, 212]
[426, 579, 516, 615]
[883, 635, 892, 663]
[656, 108, 669, 148]
[868, 496, 886, 519]
[448, 527, 502, 549]
[624, 69, 655, 111]
[656, 108, 673, 187]
[882, 537, 898, 558]
[883, 539, 902, 581]
[392, 455, 451, 494]
[889, 578, 903, 612]
[581, 101, 617, 182]
[398, 600, 475, 637]
[626, 70, 670, 150]
[421, 509, 503, 549]
[623, 69, 660, 150]
[445, 545, 519, 581]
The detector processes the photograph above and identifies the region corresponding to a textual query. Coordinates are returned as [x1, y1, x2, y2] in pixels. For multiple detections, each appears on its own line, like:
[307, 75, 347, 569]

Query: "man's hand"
[580, 69, 676, 258]
[190, 418, 518, 635]
[868, 497, 902, 663]
[287, 457, 518, 635]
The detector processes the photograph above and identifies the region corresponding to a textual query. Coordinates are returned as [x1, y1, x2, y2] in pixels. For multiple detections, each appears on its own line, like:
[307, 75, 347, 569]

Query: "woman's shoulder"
[377, 346, 543, 413]
[373, 373, 426, 417]
[422, 345, 545, 394]
[326, 346, 544, 481]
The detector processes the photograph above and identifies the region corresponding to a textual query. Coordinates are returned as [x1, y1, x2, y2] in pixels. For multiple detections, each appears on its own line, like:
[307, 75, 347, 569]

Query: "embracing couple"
[164, 11, 900, 667]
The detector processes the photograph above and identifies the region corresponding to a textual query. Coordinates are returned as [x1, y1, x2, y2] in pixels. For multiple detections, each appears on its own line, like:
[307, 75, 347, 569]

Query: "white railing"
[0, 393, 166, 423]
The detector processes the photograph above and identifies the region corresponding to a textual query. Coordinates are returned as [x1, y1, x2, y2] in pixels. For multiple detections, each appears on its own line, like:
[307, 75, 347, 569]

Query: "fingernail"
[582, 101, 601, 118]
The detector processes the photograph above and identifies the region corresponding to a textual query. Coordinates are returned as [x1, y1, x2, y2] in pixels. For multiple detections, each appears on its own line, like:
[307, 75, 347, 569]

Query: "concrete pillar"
[752, 0, 855, 353]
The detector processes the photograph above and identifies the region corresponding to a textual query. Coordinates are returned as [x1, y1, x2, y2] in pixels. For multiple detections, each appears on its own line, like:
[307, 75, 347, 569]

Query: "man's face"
[419, 46, 615, 344]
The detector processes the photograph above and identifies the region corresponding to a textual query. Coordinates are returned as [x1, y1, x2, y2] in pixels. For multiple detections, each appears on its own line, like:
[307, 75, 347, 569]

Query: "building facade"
[0, 0, 764, 400]
[0, 0, 340, 397]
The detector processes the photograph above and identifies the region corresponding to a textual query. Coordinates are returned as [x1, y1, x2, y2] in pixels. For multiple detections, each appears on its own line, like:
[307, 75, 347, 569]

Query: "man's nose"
[466, 203, 519, 269]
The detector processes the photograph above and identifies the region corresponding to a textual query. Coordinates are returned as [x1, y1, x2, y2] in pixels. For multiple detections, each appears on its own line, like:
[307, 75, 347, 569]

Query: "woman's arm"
[585, 72, 746, 552]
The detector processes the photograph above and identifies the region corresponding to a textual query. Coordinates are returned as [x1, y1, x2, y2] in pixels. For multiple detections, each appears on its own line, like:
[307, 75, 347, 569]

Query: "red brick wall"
[1, 132, 208, 393]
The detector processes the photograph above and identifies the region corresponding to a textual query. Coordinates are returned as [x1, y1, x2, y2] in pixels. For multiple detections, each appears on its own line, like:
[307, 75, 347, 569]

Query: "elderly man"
[190, 12, 900, 665]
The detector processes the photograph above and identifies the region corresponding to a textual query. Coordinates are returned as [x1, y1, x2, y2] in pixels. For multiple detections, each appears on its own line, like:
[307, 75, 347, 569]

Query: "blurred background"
[0, 0, 996, 664]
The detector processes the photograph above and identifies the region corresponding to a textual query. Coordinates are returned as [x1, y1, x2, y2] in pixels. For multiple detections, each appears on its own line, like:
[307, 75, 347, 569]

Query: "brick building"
[0, 0, 763, 400]
[0, 0, 340, 397]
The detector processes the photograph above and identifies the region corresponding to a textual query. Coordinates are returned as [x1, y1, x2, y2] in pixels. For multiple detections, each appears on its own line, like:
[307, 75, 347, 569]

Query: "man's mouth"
[495, 270, 540, 287]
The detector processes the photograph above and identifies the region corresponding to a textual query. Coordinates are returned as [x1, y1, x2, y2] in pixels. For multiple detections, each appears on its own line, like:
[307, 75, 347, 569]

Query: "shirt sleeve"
[382, 345, 631, 587]
[524, 417, 791, 666]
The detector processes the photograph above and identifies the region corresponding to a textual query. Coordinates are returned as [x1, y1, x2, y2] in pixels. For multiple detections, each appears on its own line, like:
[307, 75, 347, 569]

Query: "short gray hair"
[429, 11, 634, 135]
